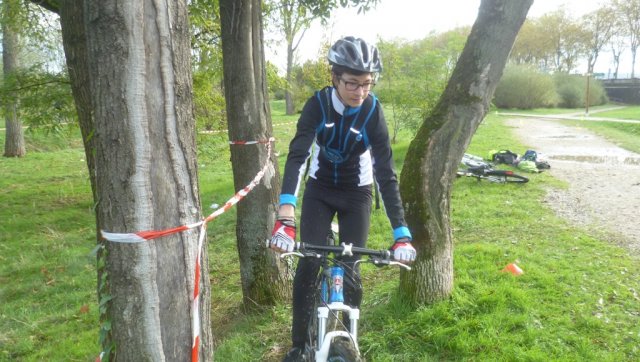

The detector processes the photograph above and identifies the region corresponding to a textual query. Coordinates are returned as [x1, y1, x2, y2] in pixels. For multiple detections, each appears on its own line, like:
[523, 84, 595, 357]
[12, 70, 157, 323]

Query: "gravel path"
[505, 117, 640, 254]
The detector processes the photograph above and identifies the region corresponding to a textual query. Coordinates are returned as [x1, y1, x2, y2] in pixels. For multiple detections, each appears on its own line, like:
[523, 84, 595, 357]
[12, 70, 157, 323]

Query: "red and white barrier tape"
[99, 137, 274, 362]
[199, 122, 295, 135]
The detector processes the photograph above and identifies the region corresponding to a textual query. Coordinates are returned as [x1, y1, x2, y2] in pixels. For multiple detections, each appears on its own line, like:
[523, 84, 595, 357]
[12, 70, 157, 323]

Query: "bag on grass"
[517, 160, 539, 173]
[490, 150, 519, 165]
[523, 149, 551, 170]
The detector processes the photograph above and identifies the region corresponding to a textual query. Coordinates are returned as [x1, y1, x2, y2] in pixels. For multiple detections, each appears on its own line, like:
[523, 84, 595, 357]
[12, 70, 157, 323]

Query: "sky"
[266, 0, 633, 77]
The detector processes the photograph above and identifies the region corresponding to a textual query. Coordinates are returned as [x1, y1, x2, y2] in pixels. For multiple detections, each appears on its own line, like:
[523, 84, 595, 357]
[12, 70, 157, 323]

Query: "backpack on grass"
[523, 149, 551, 170]
[489, 150, 519, 166]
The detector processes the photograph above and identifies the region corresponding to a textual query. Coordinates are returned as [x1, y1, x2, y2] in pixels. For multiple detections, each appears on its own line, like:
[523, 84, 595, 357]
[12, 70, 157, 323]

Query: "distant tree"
[266, 61, 288, 99]
[189, 0, 227, 132]
[610, 32, 626, 79]
[399, 0, 532, 304]
[264, 0, 379, 115]
[291, 56, 331, 109]
[2, 0, 26, 157]
[540, 9, 588, 72]
[613, 0, 640, 78]
[375, 31, 465, 143]
[582, 6, 615, 74]
[511, 19, 551, 67]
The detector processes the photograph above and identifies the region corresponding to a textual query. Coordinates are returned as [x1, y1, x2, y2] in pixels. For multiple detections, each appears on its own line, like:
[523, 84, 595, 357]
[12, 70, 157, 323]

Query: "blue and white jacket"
[279, 86, 411, 241]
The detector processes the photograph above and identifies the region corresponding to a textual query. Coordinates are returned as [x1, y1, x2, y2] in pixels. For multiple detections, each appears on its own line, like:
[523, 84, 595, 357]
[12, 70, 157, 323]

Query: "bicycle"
[277, 226, 410, 362]
[456, 153, 529, 183]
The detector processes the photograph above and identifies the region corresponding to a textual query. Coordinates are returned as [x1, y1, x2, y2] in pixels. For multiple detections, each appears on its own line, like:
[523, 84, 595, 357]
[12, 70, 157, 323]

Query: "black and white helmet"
[327, 36, 382, 73]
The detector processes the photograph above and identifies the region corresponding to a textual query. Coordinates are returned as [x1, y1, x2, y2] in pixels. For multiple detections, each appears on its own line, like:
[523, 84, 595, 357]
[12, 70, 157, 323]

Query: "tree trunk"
[399, 0, 532, 305]
[2, 0, 26, 158]
[84, 0, 213, 360]
[57, 0, 98, 202]
[220, 0, 291, 310]
[285, 42, 295, 115]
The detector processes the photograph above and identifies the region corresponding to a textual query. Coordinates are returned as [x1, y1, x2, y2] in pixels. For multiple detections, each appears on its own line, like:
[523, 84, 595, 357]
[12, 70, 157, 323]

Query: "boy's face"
[333, 72, 375, 108]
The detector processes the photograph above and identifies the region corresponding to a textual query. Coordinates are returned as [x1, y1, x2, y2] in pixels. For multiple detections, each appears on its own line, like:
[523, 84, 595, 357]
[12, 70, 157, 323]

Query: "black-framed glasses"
[338, 77, 376, 92]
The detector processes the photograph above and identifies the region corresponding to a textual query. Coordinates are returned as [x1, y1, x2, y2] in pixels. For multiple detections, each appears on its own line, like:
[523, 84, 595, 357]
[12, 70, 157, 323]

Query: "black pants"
[291, 178, 372, 348]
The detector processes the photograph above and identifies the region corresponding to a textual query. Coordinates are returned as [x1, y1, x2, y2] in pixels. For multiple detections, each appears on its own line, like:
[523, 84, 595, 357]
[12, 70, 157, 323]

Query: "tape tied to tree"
[98, 137, 275, 362]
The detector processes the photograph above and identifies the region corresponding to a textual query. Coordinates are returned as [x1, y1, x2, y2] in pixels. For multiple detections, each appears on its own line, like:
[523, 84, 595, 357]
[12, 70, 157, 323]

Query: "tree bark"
[220, 0, 291, 310]
[2, 0, 26, 158]
[399, 0, 532, 304]
[84, 0, 212, 360]
[285, 41, 295, 115]
[56, 0, 98, 202]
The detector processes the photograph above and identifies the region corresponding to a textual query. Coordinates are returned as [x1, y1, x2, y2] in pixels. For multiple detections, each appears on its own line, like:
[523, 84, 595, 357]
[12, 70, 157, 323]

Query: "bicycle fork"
[315, 265, 361, 361]
[316, 303, 360, 361]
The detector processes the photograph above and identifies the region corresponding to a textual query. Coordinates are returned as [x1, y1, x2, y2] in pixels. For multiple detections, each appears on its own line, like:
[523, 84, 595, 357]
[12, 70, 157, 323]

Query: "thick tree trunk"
[220, 0, 291, 310]
[399, 0, 532, 304]
[2, 0, 26, 158]
[85, 0, 213, 360]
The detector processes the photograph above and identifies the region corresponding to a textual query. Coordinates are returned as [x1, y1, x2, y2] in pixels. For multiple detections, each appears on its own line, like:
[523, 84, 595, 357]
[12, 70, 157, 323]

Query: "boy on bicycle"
[270, 36, 416, 361]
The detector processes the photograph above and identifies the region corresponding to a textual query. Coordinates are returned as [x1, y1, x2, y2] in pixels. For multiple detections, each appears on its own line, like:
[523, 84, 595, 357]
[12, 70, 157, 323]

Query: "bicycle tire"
[485, 170, 529, 183]
[327, 339, 362, 362]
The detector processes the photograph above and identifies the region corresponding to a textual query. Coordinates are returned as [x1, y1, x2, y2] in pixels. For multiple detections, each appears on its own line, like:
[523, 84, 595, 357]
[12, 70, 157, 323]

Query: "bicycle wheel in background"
[486, 170, 529, 183]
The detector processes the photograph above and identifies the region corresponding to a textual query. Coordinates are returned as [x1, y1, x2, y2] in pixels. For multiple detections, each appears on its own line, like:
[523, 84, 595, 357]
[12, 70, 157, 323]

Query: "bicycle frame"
[277, 240, 410, 362]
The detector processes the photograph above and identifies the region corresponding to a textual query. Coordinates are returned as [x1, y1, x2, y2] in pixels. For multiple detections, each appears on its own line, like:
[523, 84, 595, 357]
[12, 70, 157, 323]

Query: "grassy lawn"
[1, 103, 640, 361]
[496, 103, 617, 115]
[592, 105, 640, 120]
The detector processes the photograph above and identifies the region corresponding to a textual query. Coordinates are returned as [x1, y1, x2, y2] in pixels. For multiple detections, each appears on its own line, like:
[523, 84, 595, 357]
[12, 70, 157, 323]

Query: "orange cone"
[502, 263, 524, 276]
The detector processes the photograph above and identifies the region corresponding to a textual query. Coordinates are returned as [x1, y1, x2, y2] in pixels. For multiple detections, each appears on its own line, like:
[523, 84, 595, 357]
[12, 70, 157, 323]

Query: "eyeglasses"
[338, 77, 376, 92]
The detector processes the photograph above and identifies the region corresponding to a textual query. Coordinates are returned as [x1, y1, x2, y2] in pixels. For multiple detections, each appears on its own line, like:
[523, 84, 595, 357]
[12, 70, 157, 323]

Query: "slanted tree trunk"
[56, 0, 98, 202]
[399, 0, 533, 304]
[84, 0, 212, 360]
[2, 0, 26, 158]
[220, 0, 290, 309]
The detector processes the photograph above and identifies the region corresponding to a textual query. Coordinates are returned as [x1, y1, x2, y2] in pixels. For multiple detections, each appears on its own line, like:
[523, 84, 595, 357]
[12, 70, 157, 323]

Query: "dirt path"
[505, 117, 640, 254]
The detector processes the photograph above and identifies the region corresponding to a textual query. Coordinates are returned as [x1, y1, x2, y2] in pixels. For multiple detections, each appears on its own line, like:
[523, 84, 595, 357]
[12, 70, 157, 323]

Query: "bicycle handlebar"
[278, 242, 411, 270]
[297, 242, 391, 258]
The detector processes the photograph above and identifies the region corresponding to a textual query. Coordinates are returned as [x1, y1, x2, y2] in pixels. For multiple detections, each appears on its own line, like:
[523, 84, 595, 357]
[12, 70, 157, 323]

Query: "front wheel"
[327, 339, 361, 362]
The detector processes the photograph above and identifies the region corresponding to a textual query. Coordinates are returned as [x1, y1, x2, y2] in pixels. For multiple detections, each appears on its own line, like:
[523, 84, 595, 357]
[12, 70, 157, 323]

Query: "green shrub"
[553, 73, 608, 108]
[494, 65, 558, 109]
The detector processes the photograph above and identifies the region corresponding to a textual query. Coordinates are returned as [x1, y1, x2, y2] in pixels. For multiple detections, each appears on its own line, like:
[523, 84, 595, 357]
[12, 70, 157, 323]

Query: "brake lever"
[388, 261, 412, 271]
[280, 251, 305, 259]
[370, 258, 412, 270]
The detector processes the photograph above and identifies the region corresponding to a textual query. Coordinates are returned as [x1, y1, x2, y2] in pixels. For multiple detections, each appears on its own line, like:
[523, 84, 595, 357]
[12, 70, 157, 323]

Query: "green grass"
[593, 105, 640, 120]
[2, 104, 640, 361]
[0, 147, 99, 361]
[496, 103, 616, 116]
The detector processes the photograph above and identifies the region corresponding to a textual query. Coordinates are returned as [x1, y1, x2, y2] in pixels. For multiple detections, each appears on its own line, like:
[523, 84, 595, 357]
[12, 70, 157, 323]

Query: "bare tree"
[613, 0, 640, 78]
[265, 0, 379, 115]
[399, 0, 532, 304]
[583, 6, 615, 74]
[610, 33, 626, 79]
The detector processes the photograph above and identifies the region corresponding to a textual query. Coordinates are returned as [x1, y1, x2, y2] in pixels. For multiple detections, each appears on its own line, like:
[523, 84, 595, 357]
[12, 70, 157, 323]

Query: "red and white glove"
[270, 218, 296, 252]
[391, 239, 416, 264]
